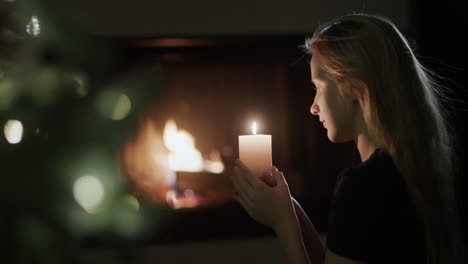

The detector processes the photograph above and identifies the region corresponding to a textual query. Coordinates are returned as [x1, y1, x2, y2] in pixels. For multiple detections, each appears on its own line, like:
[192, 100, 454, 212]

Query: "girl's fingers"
[234, 167, 255, 196]
[235, 160, 262, 188]
[272, 166, 286, 186]
[232, 168, 254, 201]
[230, 172, 243, 194]
[261, 171, 276, 187]
[233, 194, 244, 207]
[234, 193, 252, 210]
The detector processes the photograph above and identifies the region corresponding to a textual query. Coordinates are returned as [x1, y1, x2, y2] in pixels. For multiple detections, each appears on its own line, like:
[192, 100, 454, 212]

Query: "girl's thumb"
[272, 166, 285, 185]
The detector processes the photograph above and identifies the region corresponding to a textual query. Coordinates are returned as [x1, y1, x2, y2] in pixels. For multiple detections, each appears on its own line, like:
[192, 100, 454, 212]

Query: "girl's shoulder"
[334, 148, 405, 200]
[343, 148, 400, 182]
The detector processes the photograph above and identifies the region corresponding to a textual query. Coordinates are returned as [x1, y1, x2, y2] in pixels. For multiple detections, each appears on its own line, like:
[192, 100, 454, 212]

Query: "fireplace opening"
[86, 36, 358, 245]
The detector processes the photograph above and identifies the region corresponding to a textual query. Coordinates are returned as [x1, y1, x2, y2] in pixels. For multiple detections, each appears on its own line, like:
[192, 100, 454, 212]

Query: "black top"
[326, 148, 427, 263]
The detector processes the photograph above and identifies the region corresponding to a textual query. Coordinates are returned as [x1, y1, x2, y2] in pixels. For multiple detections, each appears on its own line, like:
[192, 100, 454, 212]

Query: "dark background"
[412, 0, 468, 239]
[112, 0, 468, 242]
[1, 0, 467, 262]
[55, 0, 468, 243]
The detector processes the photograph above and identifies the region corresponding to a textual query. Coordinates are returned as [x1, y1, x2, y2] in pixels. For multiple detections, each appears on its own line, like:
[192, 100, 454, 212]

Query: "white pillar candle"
[238, 122, 272, 178]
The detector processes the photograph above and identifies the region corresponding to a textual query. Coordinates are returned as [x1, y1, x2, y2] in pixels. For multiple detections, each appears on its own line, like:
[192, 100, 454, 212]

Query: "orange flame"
[163, 119, 203, 172]
[122, 119, 225, 207]
[122, 120, 174, 203]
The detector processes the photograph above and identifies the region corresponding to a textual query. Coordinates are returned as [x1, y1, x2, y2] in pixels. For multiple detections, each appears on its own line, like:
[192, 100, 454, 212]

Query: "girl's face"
[309, 55, 357, 143]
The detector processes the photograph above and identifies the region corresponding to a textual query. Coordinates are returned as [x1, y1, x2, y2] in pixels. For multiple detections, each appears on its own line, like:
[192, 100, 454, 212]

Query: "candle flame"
[251, 122, 257, 135]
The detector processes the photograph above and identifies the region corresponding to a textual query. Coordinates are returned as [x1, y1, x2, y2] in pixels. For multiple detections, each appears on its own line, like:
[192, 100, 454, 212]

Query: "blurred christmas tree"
[0, 1, 167, 263]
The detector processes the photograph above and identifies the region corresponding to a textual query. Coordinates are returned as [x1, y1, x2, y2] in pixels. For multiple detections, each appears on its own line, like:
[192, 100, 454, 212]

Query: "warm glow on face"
[4, 120, 24, 144]
[252, 122, 257, 135]
[163, 119, 203, 172]
[73, 176, 105, 213]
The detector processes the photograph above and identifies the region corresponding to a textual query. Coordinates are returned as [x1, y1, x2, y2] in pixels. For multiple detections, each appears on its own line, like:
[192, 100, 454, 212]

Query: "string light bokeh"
[0, 1, 169, 263]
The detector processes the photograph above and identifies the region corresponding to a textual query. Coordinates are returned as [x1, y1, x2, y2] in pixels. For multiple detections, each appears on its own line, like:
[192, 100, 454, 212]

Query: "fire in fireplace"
[113, 37, 356, 238]
[122, 118, 229, 209]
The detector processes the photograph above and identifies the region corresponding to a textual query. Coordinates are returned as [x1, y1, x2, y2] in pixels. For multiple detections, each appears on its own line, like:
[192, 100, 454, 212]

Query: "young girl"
[230, 13, 466, 264]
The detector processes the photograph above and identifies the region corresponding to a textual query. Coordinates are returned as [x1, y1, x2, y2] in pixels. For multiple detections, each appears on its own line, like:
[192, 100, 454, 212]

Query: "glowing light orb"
[4, 120, 23, 144]
[26, 16, 40, 36]
[124, 194, 140, 210]
[96, 91, 132, 120]
[73, 176, 105, 213]
[112, 94, 131, 120]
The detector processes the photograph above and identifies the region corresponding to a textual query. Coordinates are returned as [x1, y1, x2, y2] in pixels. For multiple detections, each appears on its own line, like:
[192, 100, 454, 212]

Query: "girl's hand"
[230, 160, 295, 232]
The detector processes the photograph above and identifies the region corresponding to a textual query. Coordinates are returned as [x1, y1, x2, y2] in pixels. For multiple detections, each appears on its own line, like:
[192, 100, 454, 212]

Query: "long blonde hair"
[303, 14, 466, 264]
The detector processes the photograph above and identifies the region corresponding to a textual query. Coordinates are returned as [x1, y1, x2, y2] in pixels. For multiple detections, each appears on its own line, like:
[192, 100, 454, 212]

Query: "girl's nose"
[310, 101, 319, 115]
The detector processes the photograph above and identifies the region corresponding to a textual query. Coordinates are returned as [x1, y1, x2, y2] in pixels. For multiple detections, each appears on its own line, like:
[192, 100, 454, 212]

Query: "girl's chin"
[327, 131, 352, 143]
[326, 131, 337, 143]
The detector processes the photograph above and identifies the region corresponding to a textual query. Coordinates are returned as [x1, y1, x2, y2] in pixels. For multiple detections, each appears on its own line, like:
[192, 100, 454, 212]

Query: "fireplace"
[88, 36, 358, 245]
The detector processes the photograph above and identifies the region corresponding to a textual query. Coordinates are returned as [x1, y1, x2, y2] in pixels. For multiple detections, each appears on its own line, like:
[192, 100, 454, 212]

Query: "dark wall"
[411, 0, 468, 239]
[46, 0, 412, 37]
[115, 1, 468, 239]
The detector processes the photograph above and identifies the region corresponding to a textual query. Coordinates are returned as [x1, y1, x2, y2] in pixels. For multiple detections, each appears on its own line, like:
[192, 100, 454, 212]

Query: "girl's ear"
[348, 78, 368, 105]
